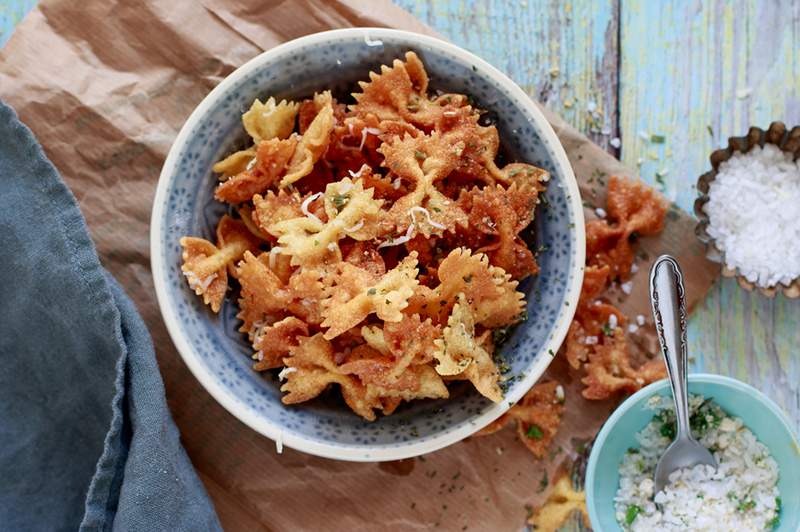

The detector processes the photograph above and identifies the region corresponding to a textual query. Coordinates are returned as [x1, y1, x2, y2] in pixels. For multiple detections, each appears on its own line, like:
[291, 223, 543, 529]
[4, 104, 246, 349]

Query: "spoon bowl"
[654, 435, 717, 492]
[649, 255, 717, 493]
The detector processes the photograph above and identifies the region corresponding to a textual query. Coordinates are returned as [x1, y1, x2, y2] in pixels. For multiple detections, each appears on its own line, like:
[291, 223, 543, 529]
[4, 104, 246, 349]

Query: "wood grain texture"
[396, 0, 621, 151]
[0, 0, 35, 46]
[617, 0, 800, 428]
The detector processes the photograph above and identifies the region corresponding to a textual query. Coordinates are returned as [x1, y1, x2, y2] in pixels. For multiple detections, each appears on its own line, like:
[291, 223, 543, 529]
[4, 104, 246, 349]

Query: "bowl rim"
[585, 373, 800, 530]
[150, 27, 586, 461]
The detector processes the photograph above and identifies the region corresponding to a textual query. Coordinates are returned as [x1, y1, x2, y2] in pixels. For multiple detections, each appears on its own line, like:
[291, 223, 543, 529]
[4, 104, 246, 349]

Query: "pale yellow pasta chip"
[242, 96, 299, 143]
[433, 293, 503, 402]
[212, 148, 256, 180]
[269, 178, 384, 266]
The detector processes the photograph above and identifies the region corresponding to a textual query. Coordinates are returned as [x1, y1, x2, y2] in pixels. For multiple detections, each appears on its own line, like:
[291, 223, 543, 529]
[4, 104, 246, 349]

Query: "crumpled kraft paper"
[0, 1, 719, 529]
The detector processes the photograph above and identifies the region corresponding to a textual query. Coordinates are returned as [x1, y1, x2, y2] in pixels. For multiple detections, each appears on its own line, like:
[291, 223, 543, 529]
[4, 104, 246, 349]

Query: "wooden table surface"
[2, 0, 798, 528]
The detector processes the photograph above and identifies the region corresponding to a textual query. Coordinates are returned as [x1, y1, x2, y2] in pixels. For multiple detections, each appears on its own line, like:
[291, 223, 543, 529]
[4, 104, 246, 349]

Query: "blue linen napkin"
[0, 100, 221, 530]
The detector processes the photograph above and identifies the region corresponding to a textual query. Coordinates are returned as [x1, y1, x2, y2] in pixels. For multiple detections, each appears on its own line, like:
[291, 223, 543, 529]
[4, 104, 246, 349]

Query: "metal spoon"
[649, 255, 717, 494]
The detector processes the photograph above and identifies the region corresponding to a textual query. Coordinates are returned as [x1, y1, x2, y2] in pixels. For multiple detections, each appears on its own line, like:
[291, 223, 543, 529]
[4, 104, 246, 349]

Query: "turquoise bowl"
[586, 374, 800, 531]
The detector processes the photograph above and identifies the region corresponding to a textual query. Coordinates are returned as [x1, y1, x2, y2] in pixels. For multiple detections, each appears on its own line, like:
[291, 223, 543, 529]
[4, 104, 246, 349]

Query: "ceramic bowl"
[151, 28, 585, 461]
[586, 374, 800, 531]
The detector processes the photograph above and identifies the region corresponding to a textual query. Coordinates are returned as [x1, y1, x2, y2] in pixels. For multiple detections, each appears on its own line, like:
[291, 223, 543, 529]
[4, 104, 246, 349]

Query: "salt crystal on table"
[704, 144, 800, 287]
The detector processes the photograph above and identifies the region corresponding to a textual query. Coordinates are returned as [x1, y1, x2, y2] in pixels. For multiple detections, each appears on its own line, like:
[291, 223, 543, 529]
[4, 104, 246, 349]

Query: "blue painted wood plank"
[618, 0, 800, 427]
[0, 0, 36, 47]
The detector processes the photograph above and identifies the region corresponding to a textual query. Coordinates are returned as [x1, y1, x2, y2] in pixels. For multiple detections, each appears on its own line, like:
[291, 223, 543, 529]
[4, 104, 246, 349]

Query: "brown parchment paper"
[0, 1, 719, 530]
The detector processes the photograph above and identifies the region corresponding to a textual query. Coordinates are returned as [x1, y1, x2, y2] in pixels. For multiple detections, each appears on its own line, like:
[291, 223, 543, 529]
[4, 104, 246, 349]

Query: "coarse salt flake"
[704, 144, 800, 287]
[595, 207, 607, 219]
[621, 281, 633, 295]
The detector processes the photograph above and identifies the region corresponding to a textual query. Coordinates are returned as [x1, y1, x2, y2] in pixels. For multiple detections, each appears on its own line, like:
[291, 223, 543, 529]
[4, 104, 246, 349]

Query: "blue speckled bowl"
[151, 28, 585, 461]
[586, 374, 800, 531]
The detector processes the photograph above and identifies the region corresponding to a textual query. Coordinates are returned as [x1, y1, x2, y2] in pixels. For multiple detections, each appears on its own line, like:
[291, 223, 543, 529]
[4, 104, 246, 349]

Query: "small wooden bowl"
[694, 121, 800, 299]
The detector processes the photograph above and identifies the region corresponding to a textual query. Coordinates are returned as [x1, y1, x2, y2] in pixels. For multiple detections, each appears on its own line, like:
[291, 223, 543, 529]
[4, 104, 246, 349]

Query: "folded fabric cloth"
[0, 100, 221, 530]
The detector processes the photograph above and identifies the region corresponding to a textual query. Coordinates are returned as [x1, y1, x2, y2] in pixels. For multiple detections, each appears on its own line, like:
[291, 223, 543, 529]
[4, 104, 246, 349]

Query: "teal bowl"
[586, 373, 800, 531]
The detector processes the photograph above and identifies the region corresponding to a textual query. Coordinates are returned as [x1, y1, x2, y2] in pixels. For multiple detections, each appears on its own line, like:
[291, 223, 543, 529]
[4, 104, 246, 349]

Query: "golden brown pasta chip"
[180, 215, 261, 312]
[320, 253, 419, 340]
[433, 293, 502, 402]
[476, 381, 564, 458]
[215, 137, 298, 204]
[252, 316, 309, 371]
[280, 91, 335, 188]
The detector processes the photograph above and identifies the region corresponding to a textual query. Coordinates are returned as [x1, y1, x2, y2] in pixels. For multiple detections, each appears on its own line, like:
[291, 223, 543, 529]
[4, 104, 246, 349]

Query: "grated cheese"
[363, 35, 383, 47]
[392, 178, 402, 190]
[183, 270, 217, 292]
[301, 192, 323, 225]
[378, 223, 416, 249]
[278, 366, 297, 381]
[409, 206, 446, 230]
[268, 246, 283, 271]
[344, 219, 365, 233]
[359, 127, 381, 151]
[704, 144, 800, 287]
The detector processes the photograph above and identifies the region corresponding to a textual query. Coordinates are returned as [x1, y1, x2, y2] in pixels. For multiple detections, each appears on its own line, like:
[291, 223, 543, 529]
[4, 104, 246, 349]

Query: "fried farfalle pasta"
[350, 51, 441, 127]
[476, 381, 565, 458]
[409, 248, 525, 328]
[212, 147, 257, 180]
[252, 316, 309, 371]
[242, 96, 300, 143]
[561, 175, 668, 400]
[320, 253, 419, 339]
[379, 131, 467, 236]
[280, 91, 335, 188]
[433, 293, 503, 402]
[215, 137, 298, 204]
[459, 182, 544, 279]
[281, 333, 384, 421]
[586, 175, 668, 279]
[269, 178, 385, 266]
[180, 53, 552, 420]
[180, 215, 262, 312]
[581, 328, 666, 400]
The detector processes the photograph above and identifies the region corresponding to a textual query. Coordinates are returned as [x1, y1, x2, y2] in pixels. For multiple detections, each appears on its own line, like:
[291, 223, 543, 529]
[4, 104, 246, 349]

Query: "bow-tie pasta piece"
[460, 182, 543, 279]
[320, 253, 420, 340]
[476, 381, 565, 458]
[356, 314, 440, 385]
[252, 316, 309, 371]
[379, 132, 468, 236]
[582, 328, 666, 400]
[252, 189, 326, 242]
[269, 178, 384, 266]
[242, 96, 299, 143]
[180, 215, 262, 312]
[350, 51, 444, 127]
[281, 334, 383, 420]
[409, 248, 525, 328]
[215, 137, 298, 204]
[586, 175, 667, 280]
[212, 147, 256, 181]
[280, 91, 335, 188]
[433, 293, 503, 402]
